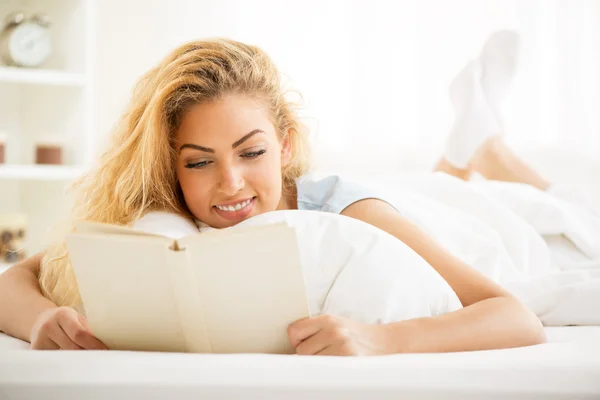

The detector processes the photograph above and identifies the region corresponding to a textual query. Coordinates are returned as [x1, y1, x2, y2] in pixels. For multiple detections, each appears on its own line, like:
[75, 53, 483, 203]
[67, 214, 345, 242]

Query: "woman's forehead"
[176, 94, 276, 143]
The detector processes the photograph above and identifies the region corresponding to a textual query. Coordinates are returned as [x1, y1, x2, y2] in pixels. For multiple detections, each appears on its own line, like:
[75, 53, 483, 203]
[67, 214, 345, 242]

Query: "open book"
[65, 216, 310, 354]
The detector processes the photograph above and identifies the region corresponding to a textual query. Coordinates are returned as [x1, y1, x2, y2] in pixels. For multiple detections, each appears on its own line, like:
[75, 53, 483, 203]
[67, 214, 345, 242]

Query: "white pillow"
[135, 210, 462, 324]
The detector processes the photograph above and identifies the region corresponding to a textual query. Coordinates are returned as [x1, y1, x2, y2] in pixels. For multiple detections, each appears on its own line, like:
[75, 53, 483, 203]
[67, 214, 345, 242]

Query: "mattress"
[1, 327, 599, 400]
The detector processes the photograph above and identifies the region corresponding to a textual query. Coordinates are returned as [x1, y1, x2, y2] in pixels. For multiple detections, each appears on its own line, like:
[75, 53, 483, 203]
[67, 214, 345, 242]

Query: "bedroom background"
[0, 0, 598, 270]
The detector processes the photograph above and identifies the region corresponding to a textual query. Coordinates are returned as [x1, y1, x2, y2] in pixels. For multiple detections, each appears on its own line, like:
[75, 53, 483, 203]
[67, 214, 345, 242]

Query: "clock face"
[8, 22, 52, 67]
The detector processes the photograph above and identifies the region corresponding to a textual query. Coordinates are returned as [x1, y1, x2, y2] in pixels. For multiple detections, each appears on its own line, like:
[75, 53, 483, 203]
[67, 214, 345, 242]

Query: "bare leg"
[470, 137, 551, 191]
[434, 136, 551, 191]
[438, 30, 551, 190]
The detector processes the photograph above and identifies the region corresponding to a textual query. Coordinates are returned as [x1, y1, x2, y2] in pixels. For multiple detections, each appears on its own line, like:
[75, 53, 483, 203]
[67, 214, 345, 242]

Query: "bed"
[1, 327, 599, 399]
[2, 167, 599, 399]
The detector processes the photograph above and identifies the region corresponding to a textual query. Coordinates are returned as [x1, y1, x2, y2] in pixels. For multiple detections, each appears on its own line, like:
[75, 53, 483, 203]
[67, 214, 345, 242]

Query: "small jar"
[0, 133, 7, 164]
[34, 136, 65, 165]
[0, 213, 27, 263]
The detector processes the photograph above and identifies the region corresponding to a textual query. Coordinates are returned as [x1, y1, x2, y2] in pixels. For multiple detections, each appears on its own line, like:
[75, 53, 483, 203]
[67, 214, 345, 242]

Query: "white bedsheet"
[351, 172, 600, 326]
[1, 328, 599, 400]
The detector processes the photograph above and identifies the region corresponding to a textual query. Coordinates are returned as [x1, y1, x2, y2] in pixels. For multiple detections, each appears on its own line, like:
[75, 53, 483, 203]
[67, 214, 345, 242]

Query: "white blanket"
[368, 172, 600, 326]
[137, 172, 599, 326]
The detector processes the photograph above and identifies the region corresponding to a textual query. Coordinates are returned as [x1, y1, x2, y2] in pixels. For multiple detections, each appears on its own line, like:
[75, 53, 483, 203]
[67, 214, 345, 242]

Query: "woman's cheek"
[249, 161, 278, 189]
[180, 174, 209, 208]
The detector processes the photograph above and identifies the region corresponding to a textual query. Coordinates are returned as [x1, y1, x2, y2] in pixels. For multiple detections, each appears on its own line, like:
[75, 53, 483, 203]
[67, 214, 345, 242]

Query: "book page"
[76, 212, 200, 240]
[179, 223, 310, 354]
[162, 248, 212, 353]
[74, 220, 164, 238]
[66, 232, 188, 352]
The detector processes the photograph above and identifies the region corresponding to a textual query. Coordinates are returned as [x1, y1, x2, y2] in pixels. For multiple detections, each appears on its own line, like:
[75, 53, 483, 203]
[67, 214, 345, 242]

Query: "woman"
[0, 38, 545, 355]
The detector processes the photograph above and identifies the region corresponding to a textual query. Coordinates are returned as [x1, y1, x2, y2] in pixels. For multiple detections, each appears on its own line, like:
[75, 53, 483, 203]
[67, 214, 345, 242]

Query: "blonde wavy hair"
[39, 38, 311, 309]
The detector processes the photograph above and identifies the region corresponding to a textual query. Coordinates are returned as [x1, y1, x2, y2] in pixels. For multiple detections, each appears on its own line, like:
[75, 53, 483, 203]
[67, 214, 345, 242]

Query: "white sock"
[479, 30, 520, 130]
[444, 60, 501, 169]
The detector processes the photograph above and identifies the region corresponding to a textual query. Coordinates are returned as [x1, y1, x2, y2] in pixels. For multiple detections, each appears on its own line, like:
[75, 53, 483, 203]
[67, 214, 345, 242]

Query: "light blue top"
[296, 174, 391, 215]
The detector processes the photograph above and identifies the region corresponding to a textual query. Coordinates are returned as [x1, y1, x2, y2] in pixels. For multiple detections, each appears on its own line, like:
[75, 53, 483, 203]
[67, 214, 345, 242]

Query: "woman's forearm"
[387, 296, 546, 353]
[0, 253, 57, 342]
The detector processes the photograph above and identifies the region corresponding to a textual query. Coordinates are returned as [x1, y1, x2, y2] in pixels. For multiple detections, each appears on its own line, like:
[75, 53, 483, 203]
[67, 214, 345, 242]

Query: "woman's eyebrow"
[231, 129, 264, 149]
[179, 129, 265, 154]
[178, 144, 214, 154]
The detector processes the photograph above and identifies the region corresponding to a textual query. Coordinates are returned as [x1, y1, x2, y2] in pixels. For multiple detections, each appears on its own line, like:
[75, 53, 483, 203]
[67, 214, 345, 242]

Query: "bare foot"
[434, 157, 472, 181]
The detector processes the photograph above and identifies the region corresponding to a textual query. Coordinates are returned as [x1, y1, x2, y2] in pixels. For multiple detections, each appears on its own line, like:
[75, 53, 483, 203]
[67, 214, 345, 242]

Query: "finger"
[295, 331, 330, 356]
[288, 317, 324, 348]
[49, 320, 84, 350]
[77, 313, 92, 330]
[315, 345, 345, 356]
[76, 315, 108, 350]
[31, 336, 60, 350]
[58, 312, 108, 350]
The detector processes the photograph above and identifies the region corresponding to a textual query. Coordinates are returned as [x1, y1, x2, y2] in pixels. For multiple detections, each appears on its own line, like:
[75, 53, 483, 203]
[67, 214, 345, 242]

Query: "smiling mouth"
[212, 196, 257, 221]
[213, 197, 255, 212]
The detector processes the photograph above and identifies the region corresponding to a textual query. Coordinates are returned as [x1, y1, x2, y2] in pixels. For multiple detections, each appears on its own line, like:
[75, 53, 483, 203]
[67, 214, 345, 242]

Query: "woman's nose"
[218, 165, 245, 196]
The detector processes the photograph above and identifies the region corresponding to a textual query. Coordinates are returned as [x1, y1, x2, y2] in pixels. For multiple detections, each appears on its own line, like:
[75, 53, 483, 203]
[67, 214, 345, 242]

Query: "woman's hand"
[30, 306, 107, 350]
[288, 314, 393, 356]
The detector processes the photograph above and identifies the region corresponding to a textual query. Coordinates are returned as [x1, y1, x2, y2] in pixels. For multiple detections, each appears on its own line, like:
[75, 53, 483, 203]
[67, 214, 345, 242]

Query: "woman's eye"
[185, 160, 212, 169]
[241, 149, 266, 159]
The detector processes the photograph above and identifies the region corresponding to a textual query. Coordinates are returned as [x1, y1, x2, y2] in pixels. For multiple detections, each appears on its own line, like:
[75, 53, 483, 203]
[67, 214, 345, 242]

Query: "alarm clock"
[0, 12, 52, 68]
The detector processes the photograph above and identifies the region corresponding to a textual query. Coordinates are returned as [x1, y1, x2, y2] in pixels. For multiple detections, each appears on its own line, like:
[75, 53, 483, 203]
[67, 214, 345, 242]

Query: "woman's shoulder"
[295, 173, 389, 215]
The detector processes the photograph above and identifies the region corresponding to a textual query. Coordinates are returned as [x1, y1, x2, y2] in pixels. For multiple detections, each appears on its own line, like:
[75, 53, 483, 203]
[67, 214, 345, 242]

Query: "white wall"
[94, 0, 600, 178]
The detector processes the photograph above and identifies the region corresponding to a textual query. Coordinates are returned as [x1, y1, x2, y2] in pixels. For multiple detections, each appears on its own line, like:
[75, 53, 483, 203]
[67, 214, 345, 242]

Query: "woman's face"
[175, 94, 292, 228]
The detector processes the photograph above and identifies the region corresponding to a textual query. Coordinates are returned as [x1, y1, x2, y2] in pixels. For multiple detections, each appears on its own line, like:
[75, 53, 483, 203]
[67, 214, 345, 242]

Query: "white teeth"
[216, 198, 252, 212]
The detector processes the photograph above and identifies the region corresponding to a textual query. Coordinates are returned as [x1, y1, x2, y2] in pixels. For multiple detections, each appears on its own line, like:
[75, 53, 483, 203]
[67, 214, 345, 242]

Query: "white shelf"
[0, 66, 86, 87]
[0, 165, 86, 180]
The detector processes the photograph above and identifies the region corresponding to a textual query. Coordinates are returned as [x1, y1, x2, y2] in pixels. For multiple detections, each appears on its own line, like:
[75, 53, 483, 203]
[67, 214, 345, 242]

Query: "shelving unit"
[0, 0, 95, 257]
[0, 66, 86, 86]
[0, 164, 85, 180]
